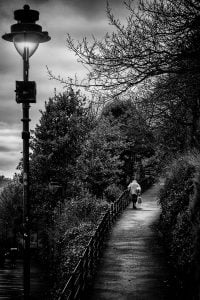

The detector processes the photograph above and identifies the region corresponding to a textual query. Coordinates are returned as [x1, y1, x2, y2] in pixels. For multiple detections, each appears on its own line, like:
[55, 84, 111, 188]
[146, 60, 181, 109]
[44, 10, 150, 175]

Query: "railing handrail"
[58, 189, 130, 300]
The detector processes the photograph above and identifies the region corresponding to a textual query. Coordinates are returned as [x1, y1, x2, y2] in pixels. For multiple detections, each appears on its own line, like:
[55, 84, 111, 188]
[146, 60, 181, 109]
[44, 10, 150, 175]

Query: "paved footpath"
[88, 181, 175, 300]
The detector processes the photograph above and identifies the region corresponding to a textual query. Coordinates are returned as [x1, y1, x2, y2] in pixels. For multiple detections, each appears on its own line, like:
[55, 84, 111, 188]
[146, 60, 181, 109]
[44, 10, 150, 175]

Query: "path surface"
[88, 181, 174, 300]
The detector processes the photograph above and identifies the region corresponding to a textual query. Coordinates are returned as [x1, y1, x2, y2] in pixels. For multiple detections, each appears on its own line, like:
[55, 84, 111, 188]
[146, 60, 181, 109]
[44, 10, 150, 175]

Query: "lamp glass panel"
[14, 34, 39, 57]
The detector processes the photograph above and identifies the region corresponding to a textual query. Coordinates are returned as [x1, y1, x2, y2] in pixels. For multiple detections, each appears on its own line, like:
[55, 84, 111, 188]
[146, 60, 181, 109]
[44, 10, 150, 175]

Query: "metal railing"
[58, 190, 130, 300]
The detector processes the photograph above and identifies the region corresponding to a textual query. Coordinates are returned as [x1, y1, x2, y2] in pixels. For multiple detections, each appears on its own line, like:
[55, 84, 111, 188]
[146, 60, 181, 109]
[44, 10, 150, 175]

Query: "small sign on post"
[15, 81, 36, 103]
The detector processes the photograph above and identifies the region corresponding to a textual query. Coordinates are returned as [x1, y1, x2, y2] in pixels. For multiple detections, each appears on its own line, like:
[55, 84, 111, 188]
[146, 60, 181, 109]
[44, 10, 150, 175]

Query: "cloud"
[0, 122, 21, 177]
[0, 152, 21, 178]
[28, 0, 124, 19]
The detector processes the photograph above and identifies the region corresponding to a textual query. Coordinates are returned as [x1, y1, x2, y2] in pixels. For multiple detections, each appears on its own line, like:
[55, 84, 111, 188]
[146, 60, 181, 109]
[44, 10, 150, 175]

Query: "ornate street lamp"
[2, 5, 50, 299]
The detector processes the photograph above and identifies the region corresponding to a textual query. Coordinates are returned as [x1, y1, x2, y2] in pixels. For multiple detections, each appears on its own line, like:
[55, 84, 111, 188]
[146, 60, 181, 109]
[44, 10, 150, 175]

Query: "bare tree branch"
[49, 0, 200, 97]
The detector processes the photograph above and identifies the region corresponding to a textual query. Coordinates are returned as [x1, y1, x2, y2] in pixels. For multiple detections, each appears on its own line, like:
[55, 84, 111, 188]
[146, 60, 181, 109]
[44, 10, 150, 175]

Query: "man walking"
[128, 179, 141, 209]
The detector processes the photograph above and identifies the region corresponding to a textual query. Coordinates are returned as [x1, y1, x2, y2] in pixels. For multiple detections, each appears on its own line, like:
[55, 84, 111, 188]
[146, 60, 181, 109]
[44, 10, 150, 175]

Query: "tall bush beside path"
[158, 152, 200, 297]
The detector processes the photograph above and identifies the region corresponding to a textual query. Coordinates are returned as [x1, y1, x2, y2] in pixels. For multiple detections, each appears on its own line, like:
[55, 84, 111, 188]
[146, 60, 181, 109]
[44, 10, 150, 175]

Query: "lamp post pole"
[22, 47, 30, 299]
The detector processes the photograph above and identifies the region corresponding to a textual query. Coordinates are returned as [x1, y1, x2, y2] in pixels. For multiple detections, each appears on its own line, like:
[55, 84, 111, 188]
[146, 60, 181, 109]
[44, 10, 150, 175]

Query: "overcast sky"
[0, 0, 127, 178]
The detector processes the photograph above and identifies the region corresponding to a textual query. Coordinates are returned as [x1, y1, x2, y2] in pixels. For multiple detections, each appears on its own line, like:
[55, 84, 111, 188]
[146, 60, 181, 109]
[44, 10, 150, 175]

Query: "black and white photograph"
[0, 0, 200, 299]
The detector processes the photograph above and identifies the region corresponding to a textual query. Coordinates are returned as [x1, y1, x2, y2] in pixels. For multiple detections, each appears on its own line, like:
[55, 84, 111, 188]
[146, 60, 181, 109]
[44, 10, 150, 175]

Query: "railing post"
[70, 273, 75, 300]
[91, 238, 95, 277]
[88, 242, 93, 279]
[84, 250, 88, 291]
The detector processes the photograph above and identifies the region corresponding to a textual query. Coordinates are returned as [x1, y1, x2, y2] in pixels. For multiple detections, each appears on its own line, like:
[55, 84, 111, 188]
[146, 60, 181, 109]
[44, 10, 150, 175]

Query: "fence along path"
[58, 190, 130, 300]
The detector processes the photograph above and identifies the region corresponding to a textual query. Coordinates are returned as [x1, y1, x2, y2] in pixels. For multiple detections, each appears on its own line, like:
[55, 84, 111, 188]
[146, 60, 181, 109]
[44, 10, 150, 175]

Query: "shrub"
[104, 183, 123, 202]
[51, 222, 95, 299]
[49, 189, 108, 299]
[159, 155, 194, 240]
[61, 189, 108, 225]
[171, 210, 194, 273]
[158, 151, 200, 295]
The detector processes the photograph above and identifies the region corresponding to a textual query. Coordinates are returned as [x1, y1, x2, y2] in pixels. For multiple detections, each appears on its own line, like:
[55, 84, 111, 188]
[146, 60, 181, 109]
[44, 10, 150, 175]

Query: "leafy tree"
[48, 0, 200, 156]
[102, 99, 155, 180]
[27, 89, 96, 267]
[75, 117, 126, 197]
[138, 73, 200, 151]
[30, 89, 95, 200]
[75, 98, 155, 197]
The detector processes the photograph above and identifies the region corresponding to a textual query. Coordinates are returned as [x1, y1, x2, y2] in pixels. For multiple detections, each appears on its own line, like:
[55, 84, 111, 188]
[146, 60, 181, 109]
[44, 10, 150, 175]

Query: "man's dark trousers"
[131, 194, 137, 209]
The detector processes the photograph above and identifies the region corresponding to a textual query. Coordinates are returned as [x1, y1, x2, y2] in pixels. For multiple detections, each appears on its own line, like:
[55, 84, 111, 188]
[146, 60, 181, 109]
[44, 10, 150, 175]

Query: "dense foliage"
[159, 152, 200, 296]
[75, 117, 125, 197]
[50, 190, 108, 298]
[30, 89, 95, 189]
[102, 99, 155, 180]
[0, 179, 23, 250]
[28, 90, 99, 273]
[137, 73, 200, 152]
